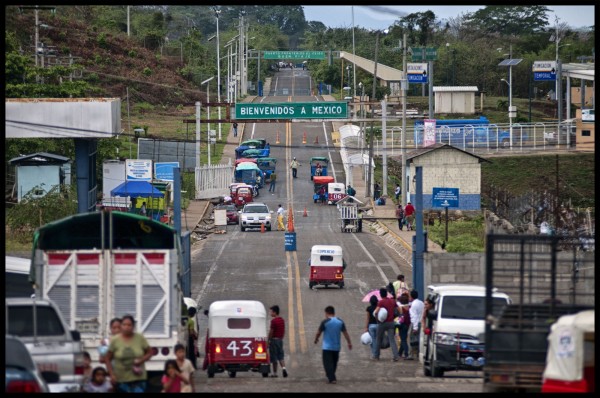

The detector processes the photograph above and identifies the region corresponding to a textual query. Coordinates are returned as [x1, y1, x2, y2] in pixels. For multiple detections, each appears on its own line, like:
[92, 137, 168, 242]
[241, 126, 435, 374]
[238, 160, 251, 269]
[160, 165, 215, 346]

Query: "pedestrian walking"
[364, 295, 379, 360]
[232, 122, 238, 137]
[174, 343, 195, 393]
[268, 305, 288, 378]
[186, 307, 198, 369]
[357, 209, 363, 232]
[373, 288, 401, 362]
[404, 202, 415, 231]
[277, 204, 286, 231]
[395, 204, 405, 231]
[105, 314, 153, 393]
[394, 184, 401, 201]
[392, 274, 409, 298]
[397, 293, 411, 359]
[289, 157, 299, 178]
[269, 171, 277, 193]
[406, 290, 424, 360]
[314, 306, 352, 384]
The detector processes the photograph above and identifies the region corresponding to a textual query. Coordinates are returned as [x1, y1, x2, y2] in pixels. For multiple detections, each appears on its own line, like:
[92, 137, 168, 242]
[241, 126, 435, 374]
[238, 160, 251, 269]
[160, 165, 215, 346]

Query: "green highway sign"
[235, 102, 348, 120]
[263, 51, 326, 60]
[411, 47, 438, 61]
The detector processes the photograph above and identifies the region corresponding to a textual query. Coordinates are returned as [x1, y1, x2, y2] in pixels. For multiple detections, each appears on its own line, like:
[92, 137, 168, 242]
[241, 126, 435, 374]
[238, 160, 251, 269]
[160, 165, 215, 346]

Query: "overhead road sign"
[410, 47, 437, 61]
[263, 51, 325, 60]
[235, 102, 348, 120]
[533, 60, 557, 81]
[407, 63, 428, 83]
[432, 187, 459, 208]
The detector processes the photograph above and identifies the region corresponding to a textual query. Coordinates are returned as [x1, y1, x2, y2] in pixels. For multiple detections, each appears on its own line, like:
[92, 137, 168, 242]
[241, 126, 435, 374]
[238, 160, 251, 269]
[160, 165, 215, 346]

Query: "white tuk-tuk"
[308, 245, 346, 289]
[205, 300, 270, 378]
[541, 309, 595, 393]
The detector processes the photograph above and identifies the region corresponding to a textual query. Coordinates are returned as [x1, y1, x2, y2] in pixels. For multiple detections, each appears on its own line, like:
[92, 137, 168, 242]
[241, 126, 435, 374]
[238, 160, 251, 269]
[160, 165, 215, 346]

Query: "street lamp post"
[501, 78, 512, 148]
[214, 8, 222, 140]
[498, 45, 521, 149]
[201, 77, 215, 166]
[401, 33, 408, 206]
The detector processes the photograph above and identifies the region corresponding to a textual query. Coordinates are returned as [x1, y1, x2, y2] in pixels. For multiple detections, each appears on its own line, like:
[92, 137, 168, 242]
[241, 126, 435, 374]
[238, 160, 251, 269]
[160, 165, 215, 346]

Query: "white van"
[421, 284, 511, 377]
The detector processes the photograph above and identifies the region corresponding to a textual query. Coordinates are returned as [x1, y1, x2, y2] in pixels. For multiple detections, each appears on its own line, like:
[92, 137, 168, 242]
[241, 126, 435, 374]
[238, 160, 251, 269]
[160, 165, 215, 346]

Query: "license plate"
[255, 353, 267, 359]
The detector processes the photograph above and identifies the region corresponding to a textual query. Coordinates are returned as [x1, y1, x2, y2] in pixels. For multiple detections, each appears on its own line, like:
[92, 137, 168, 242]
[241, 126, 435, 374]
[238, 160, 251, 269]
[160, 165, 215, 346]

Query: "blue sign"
[534, 72, 556, 81]
[408, 74, 428, 83]
[155, 162, 179, 181]
[432, 187, 459, 208]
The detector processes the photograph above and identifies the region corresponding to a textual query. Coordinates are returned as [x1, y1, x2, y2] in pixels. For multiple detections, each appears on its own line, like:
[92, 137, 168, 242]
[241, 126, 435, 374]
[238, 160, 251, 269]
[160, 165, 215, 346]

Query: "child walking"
[161, 359, 187, 393]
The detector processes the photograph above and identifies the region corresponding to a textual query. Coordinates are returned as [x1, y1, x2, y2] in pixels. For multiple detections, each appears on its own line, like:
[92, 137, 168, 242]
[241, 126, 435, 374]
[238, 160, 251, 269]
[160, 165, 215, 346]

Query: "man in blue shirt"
[314, 306, 352, 384]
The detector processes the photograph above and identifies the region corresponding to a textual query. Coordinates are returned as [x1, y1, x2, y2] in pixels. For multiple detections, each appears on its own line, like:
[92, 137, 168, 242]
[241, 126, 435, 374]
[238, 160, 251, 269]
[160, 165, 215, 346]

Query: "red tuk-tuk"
[313, 176, 334, 204]
[308, 245, 346, 289]
[205, 300, 270, 378]
[233, 184, 254, 208]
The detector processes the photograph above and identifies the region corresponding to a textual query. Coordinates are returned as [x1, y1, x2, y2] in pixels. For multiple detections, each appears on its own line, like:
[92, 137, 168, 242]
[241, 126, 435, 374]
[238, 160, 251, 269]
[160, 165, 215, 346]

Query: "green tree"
[464, 6, 550, 36]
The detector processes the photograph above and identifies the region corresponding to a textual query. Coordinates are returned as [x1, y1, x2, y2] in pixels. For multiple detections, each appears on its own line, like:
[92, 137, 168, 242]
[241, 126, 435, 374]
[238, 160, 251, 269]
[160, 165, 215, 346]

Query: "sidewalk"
[330, 118, 444, 255]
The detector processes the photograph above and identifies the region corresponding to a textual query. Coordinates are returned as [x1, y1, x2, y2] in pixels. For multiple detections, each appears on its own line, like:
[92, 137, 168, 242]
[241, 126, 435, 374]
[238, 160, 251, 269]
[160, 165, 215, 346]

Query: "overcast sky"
[302, 5, 595, 30]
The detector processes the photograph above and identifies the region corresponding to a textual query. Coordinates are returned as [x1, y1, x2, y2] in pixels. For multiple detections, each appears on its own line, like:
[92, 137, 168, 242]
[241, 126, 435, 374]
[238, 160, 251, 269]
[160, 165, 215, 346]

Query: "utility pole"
[19, 5, 55, 82]
[215, 8, 222, 140]
[127, 6, 130, 36]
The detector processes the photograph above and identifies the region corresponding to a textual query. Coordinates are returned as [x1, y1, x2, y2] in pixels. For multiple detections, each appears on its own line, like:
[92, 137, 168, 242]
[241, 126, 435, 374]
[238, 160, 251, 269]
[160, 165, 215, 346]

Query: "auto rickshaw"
[313, 176, 334, 204]
[241, 148, 269, 159]
[234, 162, 264, 189]
[308, 245, 346, 289]
[235, 158, 257, 168]
[205, 300, 270, 378]
[327, 182, 347, 205]
[240, 139, 267, 149]
[309, 156, 329, 180]
[541, 309, 595, 393]
[233, 184, 254, 208]
[256, 157, 277, 182]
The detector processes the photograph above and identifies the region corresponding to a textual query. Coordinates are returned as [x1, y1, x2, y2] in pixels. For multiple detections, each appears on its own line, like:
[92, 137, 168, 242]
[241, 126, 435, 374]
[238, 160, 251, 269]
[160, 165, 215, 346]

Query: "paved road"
[186, 68, 483, 393]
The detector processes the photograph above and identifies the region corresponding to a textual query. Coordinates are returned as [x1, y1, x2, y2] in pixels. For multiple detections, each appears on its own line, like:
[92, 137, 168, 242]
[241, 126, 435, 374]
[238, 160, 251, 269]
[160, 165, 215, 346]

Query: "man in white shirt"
[407, 290, 424, 360]
[277, 204, 286, 231]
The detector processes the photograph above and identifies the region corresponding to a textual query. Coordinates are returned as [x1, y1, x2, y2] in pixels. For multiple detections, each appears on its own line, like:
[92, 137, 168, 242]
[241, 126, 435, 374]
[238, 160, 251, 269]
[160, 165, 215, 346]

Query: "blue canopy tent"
[110, 181, 165, 219]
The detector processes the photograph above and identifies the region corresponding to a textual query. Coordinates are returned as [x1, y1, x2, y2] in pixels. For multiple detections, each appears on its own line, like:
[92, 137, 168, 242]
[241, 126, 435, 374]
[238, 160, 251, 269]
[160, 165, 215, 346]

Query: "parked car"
[239, 202, 272, 231]
[5, 334, 59, 393]
[422, 284, 511, 378]
[215, 204, 239, 225]
[6, 297, 85, 392]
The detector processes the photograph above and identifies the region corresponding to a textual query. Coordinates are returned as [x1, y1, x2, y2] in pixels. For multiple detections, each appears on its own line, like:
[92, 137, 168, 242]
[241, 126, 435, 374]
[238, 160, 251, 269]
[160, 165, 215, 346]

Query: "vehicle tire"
[309, 282, 315, 289]
[267, 226, 271, 231]
[339, 282, 344, 289]
[207, 370, 215, 378]
[311, 176, 313, 181]
[228, 371, 237, 378]
[431, 359, 444, 377]
[262, 371, 269, 378]
[423, 365, 432, 377]
[241, 226, 245, 232]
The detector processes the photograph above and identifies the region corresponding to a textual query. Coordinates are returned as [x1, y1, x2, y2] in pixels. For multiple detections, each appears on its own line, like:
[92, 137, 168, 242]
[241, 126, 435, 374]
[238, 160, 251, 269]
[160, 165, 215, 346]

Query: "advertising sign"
[155, 162, 179, 182]
[126, 159, 153, 181]
[423, 119, 436, 147]
[263, 51, 325, 60]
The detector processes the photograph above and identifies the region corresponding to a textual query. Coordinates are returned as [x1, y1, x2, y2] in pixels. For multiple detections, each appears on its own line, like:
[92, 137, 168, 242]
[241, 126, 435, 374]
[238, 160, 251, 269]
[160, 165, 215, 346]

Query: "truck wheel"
[423, 365, 432, 377]
[431, 360, 444, 377]
[228, 371, 237, 378]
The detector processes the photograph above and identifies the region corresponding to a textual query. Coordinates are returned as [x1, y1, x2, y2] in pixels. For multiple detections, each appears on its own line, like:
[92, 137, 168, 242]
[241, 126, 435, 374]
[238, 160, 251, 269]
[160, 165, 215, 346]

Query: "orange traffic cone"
[287, 208, 295, 232]
[303, 207, 308, 217]
[260, 223, 265, 233]
[275, 130, 281, 144]
[314, 135, 319, 144]
[302, 131, 307, 144]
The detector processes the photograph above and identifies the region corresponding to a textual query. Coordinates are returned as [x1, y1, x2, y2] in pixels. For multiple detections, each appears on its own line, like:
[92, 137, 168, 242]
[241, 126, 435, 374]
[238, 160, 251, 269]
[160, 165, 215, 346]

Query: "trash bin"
[284, 232, 296, 251]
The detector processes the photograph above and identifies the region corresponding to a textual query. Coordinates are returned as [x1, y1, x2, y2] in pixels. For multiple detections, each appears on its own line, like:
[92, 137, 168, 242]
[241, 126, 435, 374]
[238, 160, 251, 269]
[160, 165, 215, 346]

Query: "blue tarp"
[110, 180, 164, 198]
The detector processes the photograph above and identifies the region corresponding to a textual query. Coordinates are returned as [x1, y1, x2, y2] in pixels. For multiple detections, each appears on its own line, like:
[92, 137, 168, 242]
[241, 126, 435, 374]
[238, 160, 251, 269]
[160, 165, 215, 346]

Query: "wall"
[409, 147, 482, 210]
[424, 252, 484, 288]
